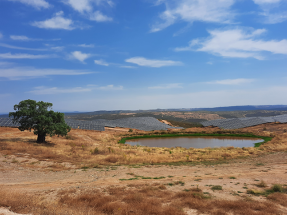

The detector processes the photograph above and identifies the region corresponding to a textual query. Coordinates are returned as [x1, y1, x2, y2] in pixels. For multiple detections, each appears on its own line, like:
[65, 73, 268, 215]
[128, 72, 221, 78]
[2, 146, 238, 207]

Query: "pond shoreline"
[119, 133, 273, 147]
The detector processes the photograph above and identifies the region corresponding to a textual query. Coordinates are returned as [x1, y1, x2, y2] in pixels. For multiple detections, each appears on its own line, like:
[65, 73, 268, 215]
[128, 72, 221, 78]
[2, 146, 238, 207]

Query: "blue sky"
[0, 0, 287, 113]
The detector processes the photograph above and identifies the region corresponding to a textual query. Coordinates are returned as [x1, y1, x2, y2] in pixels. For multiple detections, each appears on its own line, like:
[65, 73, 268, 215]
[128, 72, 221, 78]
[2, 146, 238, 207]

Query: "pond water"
[126, 136, 263, 148]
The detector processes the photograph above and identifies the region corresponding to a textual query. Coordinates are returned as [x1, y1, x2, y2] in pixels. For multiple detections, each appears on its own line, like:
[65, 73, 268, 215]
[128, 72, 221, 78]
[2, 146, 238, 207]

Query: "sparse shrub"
[128, 129, 133, 132]
[11, 159, 18, 163]
[211, 185, 222, 191]
[247, 189, 263, 195]
[257, 180, 267, 188]
[81, 166, 89, 170]
[221, 153, 231, 159]
[174, 181, 185, 186]
[65, 135, 73, 140]
[91, 147, 100, 155]
[272, 184, 283, 192]
[105, 156, 118, 163]
[158, 185, 167, 190]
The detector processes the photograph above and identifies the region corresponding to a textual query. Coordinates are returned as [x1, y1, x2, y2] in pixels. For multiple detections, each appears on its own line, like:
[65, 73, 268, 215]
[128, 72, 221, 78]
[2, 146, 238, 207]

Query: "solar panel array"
[64, 119, 105, 131]
[0, 117, 181, 131]
[201, 114, 287, 129]
[66, 117, 182, 131]
[0, 118, 20, 127]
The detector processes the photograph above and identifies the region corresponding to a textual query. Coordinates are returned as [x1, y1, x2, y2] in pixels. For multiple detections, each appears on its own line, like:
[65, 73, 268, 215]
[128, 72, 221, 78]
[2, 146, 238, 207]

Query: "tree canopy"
[9, 99, 71, 143]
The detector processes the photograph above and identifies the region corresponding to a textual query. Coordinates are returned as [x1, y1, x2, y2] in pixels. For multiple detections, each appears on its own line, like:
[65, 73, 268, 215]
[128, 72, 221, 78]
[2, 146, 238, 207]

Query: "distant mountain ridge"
[64, 105, 287, 116]
[1, 105, 287, 118]
[189, 105, 287, 112]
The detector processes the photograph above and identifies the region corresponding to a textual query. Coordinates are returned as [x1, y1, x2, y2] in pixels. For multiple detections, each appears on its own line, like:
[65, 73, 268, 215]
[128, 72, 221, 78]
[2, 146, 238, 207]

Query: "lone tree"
[9, 99, 71, 143]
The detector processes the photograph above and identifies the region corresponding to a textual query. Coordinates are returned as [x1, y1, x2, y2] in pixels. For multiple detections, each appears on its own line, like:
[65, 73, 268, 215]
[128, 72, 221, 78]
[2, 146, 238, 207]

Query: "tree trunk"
[37, 134, 46, 143]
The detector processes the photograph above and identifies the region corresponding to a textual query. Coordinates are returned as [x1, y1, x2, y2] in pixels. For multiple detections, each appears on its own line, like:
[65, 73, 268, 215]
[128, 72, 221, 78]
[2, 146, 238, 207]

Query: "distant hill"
[2, 105, 287, 118]
[190, 105, 287, 112]
[64, 105, 287, 116]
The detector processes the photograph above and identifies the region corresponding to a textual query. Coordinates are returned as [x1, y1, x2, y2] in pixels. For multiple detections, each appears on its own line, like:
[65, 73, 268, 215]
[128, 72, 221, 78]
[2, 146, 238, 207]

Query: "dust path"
[1, 152, 287, 202]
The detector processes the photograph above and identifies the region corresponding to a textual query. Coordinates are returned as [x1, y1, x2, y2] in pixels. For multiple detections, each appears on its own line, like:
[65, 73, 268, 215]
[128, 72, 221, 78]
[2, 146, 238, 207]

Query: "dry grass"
[0, 124, 287, 170]
[0, 184, 284, 215]
[267, 193, 287, 207]
[0, 124, 287, 169]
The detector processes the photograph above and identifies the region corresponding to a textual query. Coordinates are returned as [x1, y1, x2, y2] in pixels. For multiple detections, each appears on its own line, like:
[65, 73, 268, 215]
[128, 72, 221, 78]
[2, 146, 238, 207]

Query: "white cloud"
[8, 0, 50, 9]
[0, 43, 47, 51]
[0, 33, 3, 39]
[10, 35, 41, 41]
[148, 83, 183, 89]
[64, 0, 113, 22]
[98, 85, 123, 90]
[261, 12, 287, 24]
[0, 67, 92, 80]
[205, 78, 255, 85]
[10, 36, 61, 42]
[253, 0, 281, 5]
[50, 46, 64, 52]
[89, 11, 113, 22]
[94, 0, 115, 7]
[29, 84, 122, 96]
[94, 59, 109, 66]
[31, 11, 75, 30]
[28, 86, 91, 95]
[10, 35, 30, 41]
[64, 0, 92, 13]
[71, 51, 91, 63]
[0, 53, 53, 59]
[78, 44, 95, 48]
[253, 0, 287, 24]
[125, 57, 183, 67]
[151, 0, 235, 32]
[120, 65, 136, 69]
[0, 62, 14, 67]
[175, 28, 287, 60]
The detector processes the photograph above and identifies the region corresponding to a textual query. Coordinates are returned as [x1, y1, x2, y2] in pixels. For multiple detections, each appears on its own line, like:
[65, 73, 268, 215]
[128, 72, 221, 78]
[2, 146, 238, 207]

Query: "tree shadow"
[0, 138, 56, 147]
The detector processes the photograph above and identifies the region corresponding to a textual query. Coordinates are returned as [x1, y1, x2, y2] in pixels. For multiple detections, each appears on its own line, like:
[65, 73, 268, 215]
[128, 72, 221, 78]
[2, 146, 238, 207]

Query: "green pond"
[126, 136, 263, 148]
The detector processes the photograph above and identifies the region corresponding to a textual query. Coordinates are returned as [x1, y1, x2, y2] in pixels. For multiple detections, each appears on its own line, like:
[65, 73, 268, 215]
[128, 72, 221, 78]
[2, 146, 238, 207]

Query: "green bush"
[211, 185, 222, 191]
[272, 184, 283, 192]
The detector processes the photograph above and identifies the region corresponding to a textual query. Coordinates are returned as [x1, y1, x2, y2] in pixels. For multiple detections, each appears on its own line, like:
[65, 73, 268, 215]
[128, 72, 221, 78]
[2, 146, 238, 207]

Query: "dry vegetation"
[1, 182, 287, 215]
[1, 123, 287, 168]
[1, 123, 287, 214]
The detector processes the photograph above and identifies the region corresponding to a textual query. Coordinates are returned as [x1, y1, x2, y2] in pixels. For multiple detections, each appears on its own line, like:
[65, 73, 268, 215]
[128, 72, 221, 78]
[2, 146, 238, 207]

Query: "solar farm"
[0, 117, 181, 131]
[201, 114, 287, 129]
[1, 114, 287, 131]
